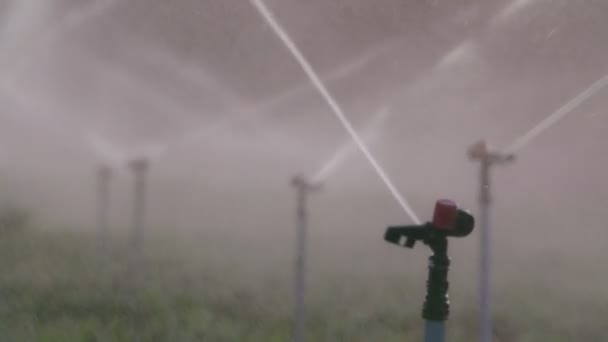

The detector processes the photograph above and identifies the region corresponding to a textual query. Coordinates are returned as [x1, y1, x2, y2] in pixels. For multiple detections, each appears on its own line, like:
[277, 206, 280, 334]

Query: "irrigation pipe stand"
[384, 199, 475, 342]
[467, 140, 514, 342]
[128, 157, 150, 255]
[290, 174, 322, 342]
[96, 164, 112, 252]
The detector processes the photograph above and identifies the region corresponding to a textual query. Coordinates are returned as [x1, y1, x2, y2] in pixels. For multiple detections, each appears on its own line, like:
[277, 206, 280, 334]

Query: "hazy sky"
[0, 0, 607, 239]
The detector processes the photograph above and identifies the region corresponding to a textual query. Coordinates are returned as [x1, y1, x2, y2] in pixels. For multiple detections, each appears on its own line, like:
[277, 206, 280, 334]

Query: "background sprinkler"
[466, 72, 608, 342]
[96, 163, 112, 252]
[290, 174, 322, 342]
[384, 199, 475, 342]
[86, 131, 127, 250]
[128, 156, 151, 255]
[288, 105, 392, 342]
[467, 141, 514, 342]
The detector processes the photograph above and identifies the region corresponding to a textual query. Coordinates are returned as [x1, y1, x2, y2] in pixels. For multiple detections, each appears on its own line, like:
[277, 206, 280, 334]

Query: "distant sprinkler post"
[467, 140, 514, 342]
[127, 156, 151, 253]
[290, 173, 322, 342]
[289, 105, 394, 342]
[96, 163, 113, 250]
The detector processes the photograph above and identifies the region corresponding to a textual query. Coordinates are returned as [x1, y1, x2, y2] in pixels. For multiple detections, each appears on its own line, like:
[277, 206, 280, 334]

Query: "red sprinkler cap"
[432, 199, 457, 230]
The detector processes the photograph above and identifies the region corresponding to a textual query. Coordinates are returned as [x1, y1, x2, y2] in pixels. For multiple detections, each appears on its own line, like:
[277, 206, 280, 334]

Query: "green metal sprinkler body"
[384, 200, 475, 342]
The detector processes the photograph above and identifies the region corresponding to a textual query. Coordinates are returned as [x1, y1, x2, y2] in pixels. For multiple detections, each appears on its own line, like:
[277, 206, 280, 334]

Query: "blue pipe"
[424, 320, 445, 342]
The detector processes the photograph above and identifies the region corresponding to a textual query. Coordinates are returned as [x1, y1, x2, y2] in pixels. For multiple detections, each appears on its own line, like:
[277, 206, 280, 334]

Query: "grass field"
[0, 226, 605, 342]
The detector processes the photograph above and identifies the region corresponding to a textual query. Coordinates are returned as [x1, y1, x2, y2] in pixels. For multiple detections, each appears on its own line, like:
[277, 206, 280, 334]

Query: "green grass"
[0, 228, 605, 341]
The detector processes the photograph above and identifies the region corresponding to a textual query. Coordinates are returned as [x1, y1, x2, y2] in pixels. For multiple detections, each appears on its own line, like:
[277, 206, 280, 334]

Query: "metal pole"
[468, 141, 514, 342]
[129, 158, 149, 255]
[294, 180, 307, 342]
[479, 160, 492, 342]
[424, 321, 446, 342]
[423, 248, 450, 342]
[96, 164, 112, 251]
[291, 175, 321, 342]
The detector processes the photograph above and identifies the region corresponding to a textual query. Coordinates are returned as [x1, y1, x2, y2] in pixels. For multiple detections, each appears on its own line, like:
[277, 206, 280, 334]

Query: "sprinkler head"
[97, 164, 112, 179]
[128, 157, 150, 173]
[468, 140, 515, 164]
[384, 199, 475, 251]
[291, 174, 323, 191]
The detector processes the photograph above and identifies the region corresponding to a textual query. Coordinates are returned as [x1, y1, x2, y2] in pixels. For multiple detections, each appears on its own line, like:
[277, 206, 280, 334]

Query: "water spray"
[504, 73, 608, 155]
[311, 106, 391, 184]
[384, 199, 475, 342]
[250, 0, 420, 224]
[153, 41, 399, 159]
[2, 0, 117, 82]
[290, 174, 322, 342]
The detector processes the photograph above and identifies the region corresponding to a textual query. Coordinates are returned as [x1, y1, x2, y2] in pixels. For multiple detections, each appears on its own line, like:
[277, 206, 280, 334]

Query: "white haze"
[0, 1, 607, 320]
